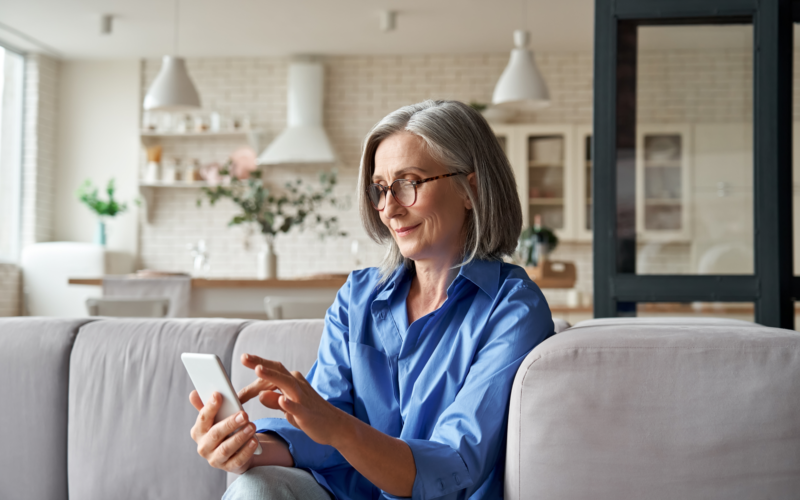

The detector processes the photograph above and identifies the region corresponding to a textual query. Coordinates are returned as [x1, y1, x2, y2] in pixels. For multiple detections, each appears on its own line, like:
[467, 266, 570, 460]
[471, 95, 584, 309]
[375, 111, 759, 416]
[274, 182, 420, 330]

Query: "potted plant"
[198, 165, 347, 279]
[517, 215, 559, 267]
[76, 178, 131, 246]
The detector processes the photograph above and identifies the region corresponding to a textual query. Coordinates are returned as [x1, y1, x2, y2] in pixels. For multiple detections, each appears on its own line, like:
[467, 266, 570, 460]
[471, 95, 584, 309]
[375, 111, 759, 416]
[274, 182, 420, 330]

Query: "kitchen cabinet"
[494, 123, 691, 243]
[492, 124, 577, 240]
[635, 125, 693, 242]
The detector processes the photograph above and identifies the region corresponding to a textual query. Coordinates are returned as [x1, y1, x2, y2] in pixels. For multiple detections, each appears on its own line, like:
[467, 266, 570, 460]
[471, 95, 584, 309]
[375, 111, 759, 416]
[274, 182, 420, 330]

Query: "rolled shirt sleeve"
[388, 283, 554, 500]
[255, 274, 355, 471]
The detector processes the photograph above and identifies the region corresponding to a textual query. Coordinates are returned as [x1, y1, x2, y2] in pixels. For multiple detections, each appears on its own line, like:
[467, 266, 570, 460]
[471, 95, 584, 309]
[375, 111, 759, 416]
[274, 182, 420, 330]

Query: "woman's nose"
[383, 188, 404, 217]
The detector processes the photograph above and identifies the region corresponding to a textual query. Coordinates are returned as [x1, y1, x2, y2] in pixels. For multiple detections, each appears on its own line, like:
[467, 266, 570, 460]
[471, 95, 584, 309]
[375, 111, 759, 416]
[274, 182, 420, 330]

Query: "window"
[0, 45, 25, 262]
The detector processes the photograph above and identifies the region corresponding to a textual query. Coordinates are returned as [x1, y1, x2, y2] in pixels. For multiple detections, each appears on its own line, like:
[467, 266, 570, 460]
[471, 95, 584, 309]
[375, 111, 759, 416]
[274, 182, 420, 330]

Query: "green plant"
[518, 224, 559, 266]
[198, 165, 347, 240]
[76, 179, 129, 217]
[469, 102, 488, 113]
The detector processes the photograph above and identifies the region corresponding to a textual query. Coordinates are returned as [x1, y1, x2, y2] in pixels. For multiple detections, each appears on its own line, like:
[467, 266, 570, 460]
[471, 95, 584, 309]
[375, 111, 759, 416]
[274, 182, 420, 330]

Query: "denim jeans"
[223, 466, 333, 500]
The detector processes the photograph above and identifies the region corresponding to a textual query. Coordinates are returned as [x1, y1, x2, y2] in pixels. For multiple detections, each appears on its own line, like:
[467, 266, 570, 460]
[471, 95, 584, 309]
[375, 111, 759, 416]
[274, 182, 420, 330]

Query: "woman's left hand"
[237, 353, 342, 447]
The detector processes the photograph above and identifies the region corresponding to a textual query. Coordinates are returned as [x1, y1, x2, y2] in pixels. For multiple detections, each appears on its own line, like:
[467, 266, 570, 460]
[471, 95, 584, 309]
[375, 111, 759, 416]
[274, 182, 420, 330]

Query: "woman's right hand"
[189, 390, 260, 474]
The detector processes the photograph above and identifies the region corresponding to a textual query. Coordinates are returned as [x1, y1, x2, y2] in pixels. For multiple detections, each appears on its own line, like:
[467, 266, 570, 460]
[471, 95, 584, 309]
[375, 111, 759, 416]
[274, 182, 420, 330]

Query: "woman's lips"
[394, 223, 420, 237]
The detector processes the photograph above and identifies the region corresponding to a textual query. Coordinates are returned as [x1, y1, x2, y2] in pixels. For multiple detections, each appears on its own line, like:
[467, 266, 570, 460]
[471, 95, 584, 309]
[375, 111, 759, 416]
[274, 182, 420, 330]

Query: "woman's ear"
[464, 173, 477, 210]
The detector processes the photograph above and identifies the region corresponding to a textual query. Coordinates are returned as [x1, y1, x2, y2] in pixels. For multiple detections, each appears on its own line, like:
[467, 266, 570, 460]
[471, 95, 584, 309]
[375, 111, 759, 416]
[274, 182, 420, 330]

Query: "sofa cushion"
[505, 319, 800, 500]
[67, 318, 248, 500]
[0, 317, 94, 500]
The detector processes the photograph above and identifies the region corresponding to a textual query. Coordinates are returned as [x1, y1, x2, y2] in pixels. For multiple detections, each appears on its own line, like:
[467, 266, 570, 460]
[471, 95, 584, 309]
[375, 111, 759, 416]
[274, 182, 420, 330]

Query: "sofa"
[0, 315, 798, 500]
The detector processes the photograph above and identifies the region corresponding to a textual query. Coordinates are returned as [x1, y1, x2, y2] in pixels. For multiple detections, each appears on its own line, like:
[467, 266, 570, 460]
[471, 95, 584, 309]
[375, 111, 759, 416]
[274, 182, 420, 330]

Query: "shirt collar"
[455, 258, 501, 299]
[374, 258, 502, 305]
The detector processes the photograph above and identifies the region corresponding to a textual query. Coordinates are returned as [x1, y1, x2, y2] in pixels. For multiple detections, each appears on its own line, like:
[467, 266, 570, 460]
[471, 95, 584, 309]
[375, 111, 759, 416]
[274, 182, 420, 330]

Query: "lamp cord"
[174, 0, 179, 55]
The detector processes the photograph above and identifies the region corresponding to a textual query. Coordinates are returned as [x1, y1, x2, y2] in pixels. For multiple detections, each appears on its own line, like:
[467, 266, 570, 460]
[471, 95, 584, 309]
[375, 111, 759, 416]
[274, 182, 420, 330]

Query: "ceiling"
[0, 0, 595, 59]
[1, 1, 790, 60]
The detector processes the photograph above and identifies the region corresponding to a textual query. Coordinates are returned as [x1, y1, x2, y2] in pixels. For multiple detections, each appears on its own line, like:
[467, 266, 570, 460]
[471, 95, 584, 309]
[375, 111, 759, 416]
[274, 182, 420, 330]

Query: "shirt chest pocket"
[349, 342, 402, 437]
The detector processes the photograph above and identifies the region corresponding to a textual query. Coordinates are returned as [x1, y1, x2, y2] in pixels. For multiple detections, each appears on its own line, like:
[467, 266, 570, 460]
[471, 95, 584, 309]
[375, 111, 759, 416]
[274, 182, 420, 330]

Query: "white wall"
[54, 60, 140, 258]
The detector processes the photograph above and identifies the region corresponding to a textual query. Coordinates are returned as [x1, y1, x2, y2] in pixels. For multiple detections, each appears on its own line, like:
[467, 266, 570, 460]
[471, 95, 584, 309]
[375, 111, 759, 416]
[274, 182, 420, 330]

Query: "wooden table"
[68, 276, 347, 319]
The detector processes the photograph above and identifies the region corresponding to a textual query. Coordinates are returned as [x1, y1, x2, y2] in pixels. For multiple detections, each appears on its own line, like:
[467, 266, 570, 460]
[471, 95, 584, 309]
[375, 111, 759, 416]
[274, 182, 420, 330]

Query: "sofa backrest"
[505, 319, 800, 500]
[0, 317, 94, 500]
[66, 318, 248, 500]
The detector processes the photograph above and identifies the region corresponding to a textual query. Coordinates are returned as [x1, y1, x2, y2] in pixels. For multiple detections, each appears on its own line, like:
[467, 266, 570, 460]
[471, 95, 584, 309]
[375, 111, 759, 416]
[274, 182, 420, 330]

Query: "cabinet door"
[491, 125, 527, 228]
[518, 125, 575, 240]
[636, 124, 693, 242]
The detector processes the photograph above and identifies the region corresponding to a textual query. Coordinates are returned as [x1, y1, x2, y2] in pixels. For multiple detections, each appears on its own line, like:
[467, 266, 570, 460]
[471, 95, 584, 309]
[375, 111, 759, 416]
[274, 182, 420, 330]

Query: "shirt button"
[438, 479, 444, 490]
[378, 311, 386, 319]
[453, 473, 461, 485]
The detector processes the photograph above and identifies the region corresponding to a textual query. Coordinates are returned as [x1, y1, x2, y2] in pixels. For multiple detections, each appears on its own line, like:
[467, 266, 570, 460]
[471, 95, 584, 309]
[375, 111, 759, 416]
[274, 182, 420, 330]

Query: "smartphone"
[181, 353, 263, 455]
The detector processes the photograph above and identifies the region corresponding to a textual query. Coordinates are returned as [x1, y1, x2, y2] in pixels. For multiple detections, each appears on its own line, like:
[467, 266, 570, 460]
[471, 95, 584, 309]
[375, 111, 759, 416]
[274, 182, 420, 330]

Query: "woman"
[189, 100, 555, 499]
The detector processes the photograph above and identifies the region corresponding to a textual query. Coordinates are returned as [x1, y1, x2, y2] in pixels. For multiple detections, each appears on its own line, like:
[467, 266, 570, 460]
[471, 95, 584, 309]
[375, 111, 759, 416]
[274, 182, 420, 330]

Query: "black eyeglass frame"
[367, 172, 463, 211]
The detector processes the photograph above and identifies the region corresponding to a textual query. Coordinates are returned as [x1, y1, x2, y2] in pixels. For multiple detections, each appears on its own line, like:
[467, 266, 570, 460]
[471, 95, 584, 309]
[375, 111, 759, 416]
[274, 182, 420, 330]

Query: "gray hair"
[358, 100, 523, 282]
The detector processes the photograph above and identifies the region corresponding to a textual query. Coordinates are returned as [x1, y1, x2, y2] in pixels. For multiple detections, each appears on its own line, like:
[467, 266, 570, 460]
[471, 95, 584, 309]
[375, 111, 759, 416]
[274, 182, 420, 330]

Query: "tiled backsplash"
[138, 49, 768, 305]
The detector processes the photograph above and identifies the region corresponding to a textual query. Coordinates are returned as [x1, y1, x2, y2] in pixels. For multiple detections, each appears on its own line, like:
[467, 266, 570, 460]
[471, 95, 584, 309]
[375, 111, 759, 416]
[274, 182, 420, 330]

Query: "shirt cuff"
[254, 417, 343, 470]
[384, 438, 473, 500]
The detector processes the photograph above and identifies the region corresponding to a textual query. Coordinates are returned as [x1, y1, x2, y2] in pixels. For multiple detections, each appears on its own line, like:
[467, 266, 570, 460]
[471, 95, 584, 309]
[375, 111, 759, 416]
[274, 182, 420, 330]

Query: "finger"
[194, 392, 222, 437]
[258, 390, 283, 410]
[220, 433, 260, 472]
[199, 410, 249, 457]
[237, 377, 277, 404]
[241, 353, 292, 375]
[277, 394, 300, 414]
[255, 365, 300, 400]
[189, 390, 204, 411]
[210, 422, 256, 468]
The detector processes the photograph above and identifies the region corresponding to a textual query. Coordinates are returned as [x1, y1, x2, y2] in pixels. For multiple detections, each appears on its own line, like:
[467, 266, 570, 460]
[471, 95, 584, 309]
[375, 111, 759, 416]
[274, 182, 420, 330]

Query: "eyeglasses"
[367, 172, 463, 211]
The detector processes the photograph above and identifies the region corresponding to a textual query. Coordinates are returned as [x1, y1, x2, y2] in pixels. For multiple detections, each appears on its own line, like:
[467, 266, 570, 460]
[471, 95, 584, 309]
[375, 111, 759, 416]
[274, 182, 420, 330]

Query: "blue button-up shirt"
[255, 258, 554, 499]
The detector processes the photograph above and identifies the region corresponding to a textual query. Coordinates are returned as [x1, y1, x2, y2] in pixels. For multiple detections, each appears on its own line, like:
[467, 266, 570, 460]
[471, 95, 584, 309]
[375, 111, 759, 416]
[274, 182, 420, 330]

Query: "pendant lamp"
[143, 0, 200, 111]
[492, 30, 550, 110]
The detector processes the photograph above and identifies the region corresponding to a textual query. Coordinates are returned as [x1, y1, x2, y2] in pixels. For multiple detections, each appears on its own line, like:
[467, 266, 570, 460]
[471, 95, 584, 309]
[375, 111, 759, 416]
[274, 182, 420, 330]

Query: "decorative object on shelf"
[144, 145, 162, 182]
[161, 158, 179, 183]
[493, 29, 550, 110]
[76, 178, 132, 246]
[184, 159, 202, 183]
[517, 214, 559, 267]
[142, 0, 201, 111]
[209, 112, 221, 132]
[197, 166, 347, 279]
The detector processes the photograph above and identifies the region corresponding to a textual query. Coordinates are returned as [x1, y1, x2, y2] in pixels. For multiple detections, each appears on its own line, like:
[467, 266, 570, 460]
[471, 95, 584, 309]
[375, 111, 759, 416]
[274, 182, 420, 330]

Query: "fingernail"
[246, 424, 255, 434]
[235, 413, 245, 424]
[249, 439, 257, 448]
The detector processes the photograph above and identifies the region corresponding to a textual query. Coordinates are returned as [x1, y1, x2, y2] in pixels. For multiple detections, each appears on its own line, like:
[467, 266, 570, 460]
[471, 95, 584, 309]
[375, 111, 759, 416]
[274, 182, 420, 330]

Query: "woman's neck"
[406, 257, 460, 325]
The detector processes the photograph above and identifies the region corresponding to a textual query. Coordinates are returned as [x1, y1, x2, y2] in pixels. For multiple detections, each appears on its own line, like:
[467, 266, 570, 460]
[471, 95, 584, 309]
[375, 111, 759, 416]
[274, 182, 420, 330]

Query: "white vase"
[256, 237, 277, 279]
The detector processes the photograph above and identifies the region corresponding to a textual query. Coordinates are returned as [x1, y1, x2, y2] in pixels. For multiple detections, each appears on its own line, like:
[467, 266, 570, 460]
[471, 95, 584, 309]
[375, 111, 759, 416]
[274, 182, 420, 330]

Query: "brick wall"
[0, 53, 59, 316]
[139, 48, 792, 306]
[22, 53, 59, 247]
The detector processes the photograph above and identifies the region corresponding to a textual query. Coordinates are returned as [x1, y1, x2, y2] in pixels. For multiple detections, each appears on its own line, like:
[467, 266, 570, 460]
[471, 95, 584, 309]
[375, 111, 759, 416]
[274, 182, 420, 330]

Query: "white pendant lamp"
[492, 30, 550, 110]
[143, 0, 200, 111]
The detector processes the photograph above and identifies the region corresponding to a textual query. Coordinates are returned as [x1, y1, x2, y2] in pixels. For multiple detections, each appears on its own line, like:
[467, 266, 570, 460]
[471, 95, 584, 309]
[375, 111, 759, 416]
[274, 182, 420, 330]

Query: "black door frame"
[592, 0, 795, 328]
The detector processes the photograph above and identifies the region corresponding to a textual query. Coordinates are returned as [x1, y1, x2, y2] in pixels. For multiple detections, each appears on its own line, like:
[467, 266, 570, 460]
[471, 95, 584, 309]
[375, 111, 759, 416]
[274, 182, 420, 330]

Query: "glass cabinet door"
[527, 134, 566, 231]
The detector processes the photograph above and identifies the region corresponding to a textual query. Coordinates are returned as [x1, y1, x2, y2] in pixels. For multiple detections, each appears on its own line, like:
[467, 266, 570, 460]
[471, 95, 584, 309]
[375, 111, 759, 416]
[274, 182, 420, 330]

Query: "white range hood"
[257, 61, 336, 165]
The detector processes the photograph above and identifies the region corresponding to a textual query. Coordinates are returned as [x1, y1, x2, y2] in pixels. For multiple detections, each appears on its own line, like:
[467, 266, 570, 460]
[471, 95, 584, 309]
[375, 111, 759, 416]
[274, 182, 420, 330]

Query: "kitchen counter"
[68, 275, 347, 319]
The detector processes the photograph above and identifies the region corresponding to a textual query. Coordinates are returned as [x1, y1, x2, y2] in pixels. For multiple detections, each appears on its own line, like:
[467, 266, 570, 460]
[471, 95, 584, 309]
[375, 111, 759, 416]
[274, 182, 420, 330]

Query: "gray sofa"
[1, 316, 798, 500]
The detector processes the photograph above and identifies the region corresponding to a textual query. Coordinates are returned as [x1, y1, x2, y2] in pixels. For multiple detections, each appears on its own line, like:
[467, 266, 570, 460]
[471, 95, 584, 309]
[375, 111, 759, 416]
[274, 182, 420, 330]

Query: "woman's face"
[372, 132, 473, 265]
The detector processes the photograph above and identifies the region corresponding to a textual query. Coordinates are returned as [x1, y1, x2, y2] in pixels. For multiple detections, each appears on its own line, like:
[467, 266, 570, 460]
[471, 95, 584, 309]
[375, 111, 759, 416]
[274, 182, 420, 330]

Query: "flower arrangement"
[76, 178, 129, 217]
[197, 165, 347, 241]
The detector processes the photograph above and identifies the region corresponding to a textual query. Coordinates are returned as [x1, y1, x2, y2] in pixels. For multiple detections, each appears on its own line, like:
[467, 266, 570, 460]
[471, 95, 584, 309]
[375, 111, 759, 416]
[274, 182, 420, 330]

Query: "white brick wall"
[137, 49, 798, 306]
[0, 263, 21, 316]
[0, 53, 59, 316]
[22, 53, 59, 247]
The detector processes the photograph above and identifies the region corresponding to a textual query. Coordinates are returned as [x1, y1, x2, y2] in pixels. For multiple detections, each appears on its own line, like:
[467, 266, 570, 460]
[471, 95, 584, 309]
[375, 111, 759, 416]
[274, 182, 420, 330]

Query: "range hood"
[257, 60, 336, 165]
